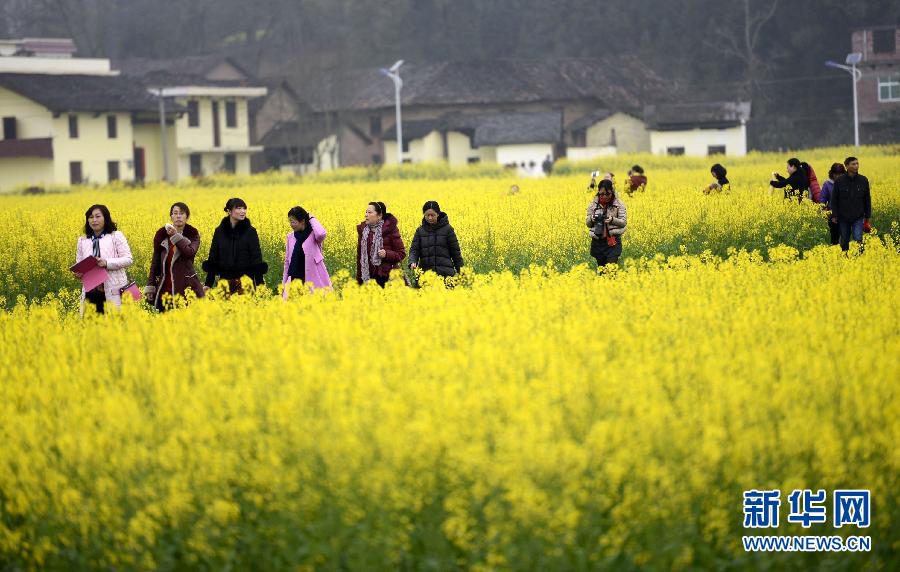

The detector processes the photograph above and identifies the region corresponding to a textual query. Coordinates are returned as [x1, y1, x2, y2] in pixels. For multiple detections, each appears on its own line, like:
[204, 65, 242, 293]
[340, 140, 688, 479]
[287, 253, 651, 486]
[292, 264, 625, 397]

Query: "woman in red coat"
[146, 202, 204, 310]
[356, 201, 406, 287]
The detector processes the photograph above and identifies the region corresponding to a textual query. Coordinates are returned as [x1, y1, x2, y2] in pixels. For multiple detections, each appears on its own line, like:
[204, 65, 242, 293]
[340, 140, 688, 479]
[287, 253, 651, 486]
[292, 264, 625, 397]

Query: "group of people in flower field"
[74, 198, 464, 314]
[699, 155, 873, 251]
[73, 155, 873, 314]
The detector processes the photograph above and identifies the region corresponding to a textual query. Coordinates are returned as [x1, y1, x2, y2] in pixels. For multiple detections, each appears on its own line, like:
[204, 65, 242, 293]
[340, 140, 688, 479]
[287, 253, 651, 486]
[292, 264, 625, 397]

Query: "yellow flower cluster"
[0, 147, 896, 305]
[0, 147, 897, 569]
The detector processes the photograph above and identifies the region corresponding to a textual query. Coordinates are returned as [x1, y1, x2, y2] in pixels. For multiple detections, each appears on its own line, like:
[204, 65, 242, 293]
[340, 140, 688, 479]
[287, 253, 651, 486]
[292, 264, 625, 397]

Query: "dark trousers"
[374, 276, 389, 288]
[838, 218, 864, 252]
[84, 289, 106, 314]
[591, 238, 623, 266]
[827, 219, 840, 246]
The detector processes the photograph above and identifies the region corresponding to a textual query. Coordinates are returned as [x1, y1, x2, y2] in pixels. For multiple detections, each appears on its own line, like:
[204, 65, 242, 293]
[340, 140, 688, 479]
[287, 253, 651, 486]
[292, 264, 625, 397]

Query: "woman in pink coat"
[282, 206, 331, 298]
[75, 204, 134, 315]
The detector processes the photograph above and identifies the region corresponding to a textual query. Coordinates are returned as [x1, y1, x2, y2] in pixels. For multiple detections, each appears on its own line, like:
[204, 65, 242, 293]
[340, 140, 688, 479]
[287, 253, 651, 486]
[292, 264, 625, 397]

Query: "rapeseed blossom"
[0, 147, 897, 570]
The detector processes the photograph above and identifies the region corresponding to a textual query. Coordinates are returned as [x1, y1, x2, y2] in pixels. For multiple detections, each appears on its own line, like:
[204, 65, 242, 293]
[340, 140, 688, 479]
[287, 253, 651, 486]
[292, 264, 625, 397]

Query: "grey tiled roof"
[0, 73, 162, 113]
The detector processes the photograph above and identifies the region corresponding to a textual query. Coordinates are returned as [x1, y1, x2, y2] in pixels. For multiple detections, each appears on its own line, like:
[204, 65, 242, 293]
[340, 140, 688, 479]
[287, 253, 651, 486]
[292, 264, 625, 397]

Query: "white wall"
[567, 146, 617, 162]
[495, 143, 555, 177]
[649, 124, 748, 157]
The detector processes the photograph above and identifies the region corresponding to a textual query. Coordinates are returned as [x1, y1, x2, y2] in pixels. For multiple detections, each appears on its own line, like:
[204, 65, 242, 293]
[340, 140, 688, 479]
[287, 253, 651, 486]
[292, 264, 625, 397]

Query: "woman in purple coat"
[282, 206, 331, 298]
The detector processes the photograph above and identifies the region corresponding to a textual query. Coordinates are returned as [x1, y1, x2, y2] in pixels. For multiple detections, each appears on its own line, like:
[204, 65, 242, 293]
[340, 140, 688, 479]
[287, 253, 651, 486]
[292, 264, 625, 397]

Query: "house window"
[2, 117, 16, 140]
[571, 129, 586, 147]
[667, 147, 685, 156]
[401, 138, 410, 153]
[190, 153, 202, 176]
[107, 115, 117, 139]
[69, 161, 82, 185]
[369, 115, 382, 136]
[878, 76, 900, 101]
[225, 101, 237, 128]
[223, 153, 236, 173]
[609, 128, 617, 146]
[107, 161, 120, 182]
[467, 157, 481, 164]
[708, 145, 726, 156]
[187, 101, 200, 127]
[371, 154, 382, 165]
[873, 29, 897, 54]
[68, 115, 79, 138]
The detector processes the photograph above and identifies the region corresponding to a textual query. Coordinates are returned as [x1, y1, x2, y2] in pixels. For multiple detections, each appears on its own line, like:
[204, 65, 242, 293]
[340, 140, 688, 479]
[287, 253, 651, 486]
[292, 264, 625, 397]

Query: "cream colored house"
[0, 73, 165, 192]
[381, 111, 561, 176]
[0, 48, 267, 191]
[114, 57, 267, 181]
[645, 102, 751, 157]
[565, 109, 650, 160]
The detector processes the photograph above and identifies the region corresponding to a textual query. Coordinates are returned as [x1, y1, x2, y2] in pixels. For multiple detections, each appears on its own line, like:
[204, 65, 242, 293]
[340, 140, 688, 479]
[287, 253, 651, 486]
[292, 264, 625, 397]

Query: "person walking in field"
[769, 158, 809, 201]
[202, 198, 268, 293]
[819, 162, 846, 246]
[408, 200, 464, 282]
[626, 165, 647, 195]
[357, 201, 406, 287]
[830, 156, 872, 252]
[75, 204, 134, 315]
[145, 202, 204, 311]
[703, 163, 730, 194]
[586, 179, 627, 267]
[282, 206, 331, 298]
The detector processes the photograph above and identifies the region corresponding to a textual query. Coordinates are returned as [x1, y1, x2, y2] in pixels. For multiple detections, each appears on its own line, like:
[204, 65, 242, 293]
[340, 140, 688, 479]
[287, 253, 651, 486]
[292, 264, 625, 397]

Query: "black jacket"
[770, 170, 808, 191]
[409, 212, 464, 277]
[831, 173, 871, 222]
[202, 217, 268, 287]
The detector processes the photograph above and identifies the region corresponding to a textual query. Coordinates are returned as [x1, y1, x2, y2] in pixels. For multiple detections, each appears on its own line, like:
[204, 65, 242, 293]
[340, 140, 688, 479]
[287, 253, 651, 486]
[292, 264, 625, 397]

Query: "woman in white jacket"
[75, 204, 133, 315]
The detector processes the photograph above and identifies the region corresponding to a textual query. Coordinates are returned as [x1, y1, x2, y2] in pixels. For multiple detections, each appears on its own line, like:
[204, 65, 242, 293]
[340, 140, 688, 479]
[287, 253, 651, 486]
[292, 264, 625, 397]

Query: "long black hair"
[288, 206, 310, 223]
[83, 204, 117, 236]
[710, 163, 727, 180]
[422, 200, 441, 213]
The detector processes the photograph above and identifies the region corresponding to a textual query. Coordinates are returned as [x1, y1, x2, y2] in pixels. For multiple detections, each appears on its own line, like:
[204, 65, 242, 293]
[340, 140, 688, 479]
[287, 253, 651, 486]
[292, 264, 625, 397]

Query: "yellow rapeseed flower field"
[0, 147, 898, 570]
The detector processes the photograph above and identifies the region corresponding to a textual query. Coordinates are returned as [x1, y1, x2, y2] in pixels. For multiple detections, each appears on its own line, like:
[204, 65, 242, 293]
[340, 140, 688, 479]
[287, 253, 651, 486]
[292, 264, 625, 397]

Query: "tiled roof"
[0, 73, 162, 113]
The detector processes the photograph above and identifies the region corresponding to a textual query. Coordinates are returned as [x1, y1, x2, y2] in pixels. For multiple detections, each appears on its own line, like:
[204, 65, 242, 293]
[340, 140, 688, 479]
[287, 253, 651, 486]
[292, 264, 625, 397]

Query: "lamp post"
[825, 52, 863, 147]
[380, 60, 404, 166]
[156, 88, 170, 182]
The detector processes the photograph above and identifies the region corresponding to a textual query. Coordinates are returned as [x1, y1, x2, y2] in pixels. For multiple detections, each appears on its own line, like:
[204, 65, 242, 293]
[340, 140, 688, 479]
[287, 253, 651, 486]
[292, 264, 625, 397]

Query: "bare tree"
[704, 0, 781, 99]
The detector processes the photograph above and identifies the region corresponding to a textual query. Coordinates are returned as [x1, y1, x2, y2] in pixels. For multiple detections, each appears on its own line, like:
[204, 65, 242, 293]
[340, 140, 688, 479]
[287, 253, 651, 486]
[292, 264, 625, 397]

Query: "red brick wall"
[852, 29, 900, 123]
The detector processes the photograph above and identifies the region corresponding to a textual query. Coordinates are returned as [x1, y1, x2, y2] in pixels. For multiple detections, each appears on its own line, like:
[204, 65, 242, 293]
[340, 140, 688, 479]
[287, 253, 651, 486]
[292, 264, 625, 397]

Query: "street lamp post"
[380, 60, 404, 166]
[825, 53, 863, 147]
[156, 88, 170, 182]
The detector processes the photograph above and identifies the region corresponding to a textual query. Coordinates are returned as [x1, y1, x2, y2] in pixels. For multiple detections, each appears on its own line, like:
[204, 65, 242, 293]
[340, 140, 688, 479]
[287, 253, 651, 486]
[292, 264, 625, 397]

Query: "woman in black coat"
[202, 197, 268, 293]
[769, 157, 809, 201]
[409, 200, 464, 278]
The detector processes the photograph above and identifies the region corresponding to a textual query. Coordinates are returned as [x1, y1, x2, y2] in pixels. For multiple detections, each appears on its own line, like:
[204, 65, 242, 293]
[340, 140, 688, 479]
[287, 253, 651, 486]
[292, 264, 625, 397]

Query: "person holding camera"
[769, 158, 809, 201]
[586, 178, 627, 267]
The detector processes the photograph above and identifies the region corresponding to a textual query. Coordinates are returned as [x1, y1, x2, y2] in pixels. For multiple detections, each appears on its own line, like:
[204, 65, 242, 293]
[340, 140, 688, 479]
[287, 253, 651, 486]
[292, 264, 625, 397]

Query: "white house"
[644, 102, 751, 157]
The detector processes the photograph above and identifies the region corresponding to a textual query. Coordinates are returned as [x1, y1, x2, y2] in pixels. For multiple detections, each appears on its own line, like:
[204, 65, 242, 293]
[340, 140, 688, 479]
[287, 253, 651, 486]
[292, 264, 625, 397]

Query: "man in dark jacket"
[409, 201, 464, 278]
[830, 156, 872, 252]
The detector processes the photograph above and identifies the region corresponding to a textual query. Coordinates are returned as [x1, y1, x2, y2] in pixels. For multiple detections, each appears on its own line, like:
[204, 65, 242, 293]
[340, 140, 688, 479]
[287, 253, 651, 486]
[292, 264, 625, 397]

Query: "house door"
[133, 147, 146, 181]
